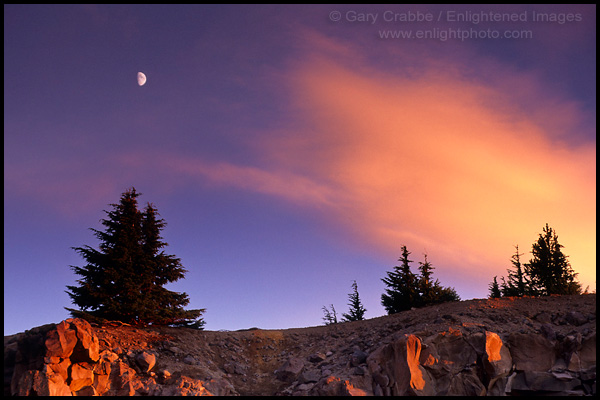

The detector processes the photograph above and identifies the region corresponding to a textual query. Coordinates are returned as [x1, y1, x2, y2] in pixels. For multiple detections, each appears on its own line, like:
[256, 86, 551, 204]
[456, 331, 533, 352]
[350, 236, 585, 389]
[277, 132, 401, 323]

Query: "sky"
[4, 5, 596, 335]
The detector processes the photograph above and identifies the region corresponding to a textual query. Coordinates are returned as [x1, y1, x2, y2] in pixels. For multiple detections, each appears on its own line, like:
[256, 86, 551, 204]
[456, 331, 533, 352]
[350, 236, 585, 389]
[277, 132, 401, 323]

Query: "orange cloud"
[266, 54, 595, 291]
[157, 41, 595, 294]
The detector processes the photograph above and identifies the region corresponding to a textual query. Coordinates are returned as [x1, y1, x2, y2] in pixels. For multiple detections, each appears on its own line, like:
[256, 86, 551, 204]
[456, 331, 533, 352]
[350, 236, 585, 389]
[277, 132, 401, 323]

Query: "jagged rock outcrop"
[4, 319, 235, 396]
[4, 295, 596, 396]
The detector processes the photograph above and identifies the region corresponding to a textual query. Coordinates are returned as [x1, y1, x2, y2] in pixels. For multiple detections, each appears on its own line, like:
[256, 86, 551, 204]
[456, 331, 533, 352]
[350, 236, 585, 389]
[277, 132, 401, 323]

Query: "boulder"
[566, 311, 588, 326]
[299, 369, 321, 383]
[45, 320, 77, 359]
[428, 328, 477, 373]
[13, 370, 49, 396]
[313, 376, 368, 396]
[135, 351, 156, 373]
[67, 319, 100, 363]
[350, 350, 368, 367]
[367, 334, 435, 396]
[46, 357, 71, 382]
[204, 377, 238, 396]
[275, 357, 304, 382]
[447, 369, 486, 396]
[508, 333, 555, 371]
[107, 360, 137, 396]
[69, 362, 94, 392]
[578, 332, 596, 370]
[507, 370, 582, 394]
[183, 355, 197, 365]
[483, 331, 512, 378]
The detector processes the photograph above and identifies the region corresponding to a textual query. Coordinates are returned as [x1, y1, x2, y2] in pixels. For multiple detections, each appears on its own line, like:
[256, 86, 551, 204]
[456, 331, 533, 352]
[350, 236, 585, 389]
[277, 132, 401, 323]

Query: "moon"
[137, 72, 146, 86]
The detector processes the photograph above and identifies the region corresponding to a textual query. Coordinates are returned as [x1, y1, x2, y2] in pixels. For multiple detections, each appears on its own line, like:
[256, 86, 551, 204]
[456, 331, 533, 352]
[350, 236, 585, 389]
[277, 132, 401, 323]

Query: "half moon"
[137, 72, 147, 86]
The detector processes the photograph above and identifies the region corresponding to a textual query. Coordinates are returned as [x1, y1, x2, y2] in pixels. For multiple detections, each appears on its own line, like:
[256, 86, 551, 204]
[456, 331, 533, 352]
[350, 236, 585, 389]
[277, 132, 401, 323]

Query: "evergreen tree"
[501, 245, 528, 297]
[489, 276, 501, 298]
[342, 280, 367, 322]
[525, 223, 581, 296]
[381, 246, 419, 314]
[65, 187, 205, 328]
[322, 304, 338, 325]
[431, 283, 461, 304]
[381, 247, 459, 314]
[418, 254, 436, 306]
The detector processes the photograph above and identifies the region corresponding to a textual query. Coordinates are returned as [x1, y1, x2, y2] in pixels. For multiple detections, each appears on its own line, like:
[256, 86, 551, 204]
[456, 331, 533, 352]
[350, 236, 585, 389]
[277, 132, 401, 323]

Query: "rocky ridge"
[4, 294, 596, 396]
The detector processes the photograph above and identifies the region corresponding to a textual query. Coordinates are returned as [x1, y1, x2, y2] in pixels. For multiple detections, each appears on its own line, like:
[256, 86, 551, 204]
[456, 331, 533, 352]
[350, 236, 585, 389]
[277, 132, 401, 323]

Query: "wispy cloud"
[161, 37, 595, 289]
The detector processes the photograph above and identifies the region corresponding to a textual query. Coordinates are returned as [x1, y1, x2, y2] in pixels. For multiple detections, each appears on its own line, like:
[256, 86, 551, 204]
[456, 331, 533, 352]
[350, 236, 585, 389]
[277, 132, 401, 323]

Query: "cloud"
[282, 55, 595, 285]
[165, 158, 337, 208]
[166, 41, 595, 292]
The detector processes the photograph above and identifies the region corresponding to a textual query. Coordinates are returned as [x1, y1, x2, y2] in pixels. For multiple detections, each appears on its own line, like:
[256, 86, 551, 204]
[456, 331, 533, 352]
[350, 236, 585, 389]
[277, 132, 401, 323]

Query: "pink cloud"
[268, 51, 595, 290]
[173, 40, 594, 292]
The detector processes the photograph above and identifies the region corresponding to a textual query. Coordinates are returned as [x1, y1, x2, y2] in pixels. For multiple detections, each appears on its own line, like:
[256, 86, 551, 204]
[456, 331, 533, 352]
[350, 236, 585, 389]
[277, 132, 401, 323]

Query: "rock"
[69, 362, 94, 392]
[296, 382, 314, 391]
[223, 361, 246, 375]
[69, 319, 100, 363]
[44, 320, 77, 359]
[313, 375, 370, 396]
[135, 377, 161, 395]
[447, 369, 486, 396]
[107, 360, 137, 396]
[428, 328, 477, 373]
[308, 352, 326, 363]
[4, 295, 596, 397]
[508, 333, 555, 371]
[275, 357, 304, 382]
[568, 332, 596, 371]
[162, 376, 213, 396]
[46, 357, 71, 382]
[99, 349, 119, 363]
[13, 370, 48, 396]
[578, 332, 596, 370]
[350, 350, 368, 367]
[507, 370, 582, 394]
[566, 311, 588, 326]
[135, 351, 156, 373]
[299, 369, 321, 383]
[183, 355, 196, 365]
[483, 331, 512, 378]
[540, 323, 556, 341]
[534, 312, 552, 324]
[367, 334, 435, 396]
[352, 366, 365, 375]
[204, 377, 238, 396]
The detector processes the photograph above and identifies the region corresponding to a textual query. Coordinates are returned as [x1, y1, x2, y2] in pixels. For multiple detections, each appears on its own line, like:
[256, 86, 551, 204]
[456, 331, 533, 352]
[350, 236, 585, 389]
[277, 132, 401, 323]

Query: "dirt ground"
[91, 294, 596, 395]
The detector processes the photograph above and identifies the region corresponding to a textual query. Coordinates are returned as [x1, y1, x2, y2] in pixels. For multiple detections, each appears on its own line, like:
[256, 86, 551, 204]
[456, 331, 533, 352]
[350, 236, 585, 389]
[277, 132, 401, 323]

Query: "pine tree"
[418, 254, 436, 306]
[382, 247, 459, 314]
[489, 276, 501, 298]
[342, 280, 367, 322]
[322, 304, 338, 325]
[381, 246, 419, 314]
[65, 187, 205, 328]
[525, 223, 581, 296]
[501, 245, 528, 297]
[430, 282, 461, 304]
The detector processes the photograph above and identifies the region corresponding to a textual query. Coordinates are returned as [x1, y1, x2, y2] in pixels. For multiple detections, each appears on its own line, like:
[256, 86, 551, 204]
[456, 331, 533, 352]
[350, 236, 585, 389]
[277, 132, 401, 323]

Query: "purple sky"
[4, 5, 596, 335]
